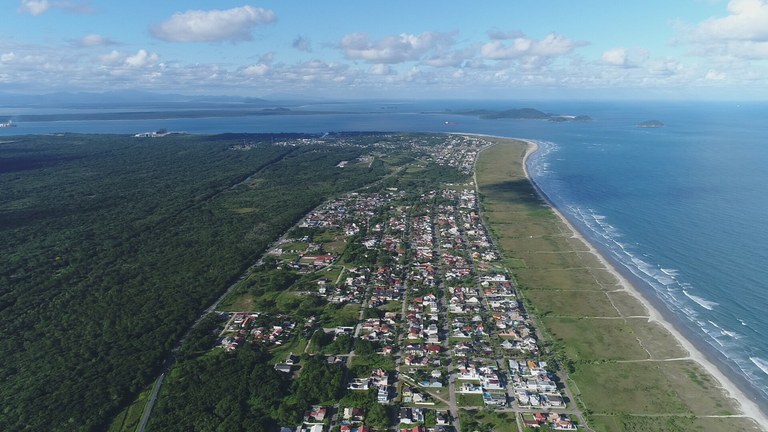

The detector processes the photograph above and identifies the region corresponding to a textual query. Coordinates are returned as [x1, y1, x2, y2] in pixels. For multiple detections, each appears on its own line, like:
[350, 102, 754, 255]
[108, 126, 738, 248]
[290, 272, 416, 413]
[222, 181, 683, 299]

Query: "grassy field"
[107, 387, 151, 432]
[474, 137, 755, 432]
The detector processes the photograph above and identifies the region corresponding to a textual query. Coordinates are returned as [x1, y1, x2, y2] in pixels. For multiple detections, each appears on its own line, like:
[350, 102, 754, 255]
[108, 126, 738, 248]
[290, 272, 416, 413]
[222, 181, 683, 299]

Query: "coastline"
[520, 138, 768, 430]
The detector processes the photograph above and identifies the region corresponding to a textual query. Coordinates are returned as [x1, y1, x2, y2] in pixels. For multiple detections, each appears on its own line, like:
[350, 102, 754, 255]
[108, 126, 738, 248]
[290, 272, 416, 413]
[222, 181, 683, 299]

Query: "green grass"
[540, 317, 650, 361]
[588, 414, 762, 432]
[524, 289, 620, 318]
[459, 409, 518, 432]
[456, 393, 484, 407]
[107, 387, 151, 432]
[570, 362, 690, 415]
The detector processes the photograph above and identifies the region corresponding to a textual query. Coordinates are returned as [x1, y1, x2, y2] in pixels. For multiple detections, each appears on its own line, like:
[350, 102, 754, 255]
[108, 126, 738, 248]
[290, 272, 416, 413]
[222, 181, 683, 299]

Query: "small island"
[639, 119, 664, 128]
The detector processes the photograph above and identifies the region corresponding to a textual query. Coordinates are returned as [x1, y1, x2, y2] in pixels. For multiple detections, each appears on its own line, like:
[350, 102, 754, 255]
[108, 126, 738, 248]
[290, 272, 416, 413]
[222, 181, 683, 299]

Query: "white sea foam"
[738, 319, 748, 326]
[708, 320, 740, 339]
[683, 290, 718, 310]
[751, 357, 768, 377]
[661, 268, 679, 277]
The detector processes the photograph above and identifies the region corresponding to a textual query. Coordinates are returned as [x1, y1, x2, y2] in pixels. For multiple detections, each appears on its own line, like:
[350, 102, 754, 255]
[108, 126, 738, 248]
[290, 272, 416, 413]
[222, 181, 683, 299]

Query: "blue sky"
[3, 0, 768, 99]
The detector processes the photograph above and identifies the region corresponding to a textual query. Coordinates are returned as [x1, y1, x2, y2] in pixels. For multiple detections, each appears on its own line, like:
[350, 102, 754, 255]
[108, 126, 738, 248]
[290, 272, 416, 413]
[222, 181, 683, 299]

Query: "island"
[450, 107, 591, 122]
[639, 119, 664, 128]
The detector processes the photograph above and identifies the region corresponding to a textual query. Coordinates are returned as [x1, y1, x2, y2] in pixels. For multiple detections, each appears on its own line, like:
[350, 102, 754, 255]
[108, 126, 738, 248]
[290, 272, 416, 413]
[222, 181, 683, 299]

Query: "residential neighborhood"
[207, 135, 580, 432]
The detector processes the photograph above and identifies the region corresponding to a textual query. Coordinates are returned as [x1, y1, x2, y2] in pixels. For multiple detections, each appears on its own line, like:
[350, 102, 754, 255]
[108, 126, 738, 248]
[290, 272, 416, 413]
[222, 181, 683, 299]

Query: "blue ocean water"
[523, 102, 768, 409]
[2, 100, 767, 408]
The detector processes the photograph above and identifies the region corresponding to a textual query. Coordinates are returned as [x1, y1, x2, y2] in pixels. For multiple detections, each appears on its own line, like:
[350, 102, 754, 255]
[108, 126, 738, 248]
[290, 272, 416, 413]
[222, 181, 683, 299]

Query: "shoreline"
[519, 138, 768, 429]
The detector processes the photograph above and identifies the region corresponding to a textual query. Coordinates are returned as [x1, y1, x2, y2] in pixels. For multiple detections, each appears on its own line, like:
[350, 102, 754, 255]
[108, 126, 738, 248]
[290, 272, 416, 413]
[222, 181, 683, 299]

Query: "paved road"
[135, 372, 165, 432]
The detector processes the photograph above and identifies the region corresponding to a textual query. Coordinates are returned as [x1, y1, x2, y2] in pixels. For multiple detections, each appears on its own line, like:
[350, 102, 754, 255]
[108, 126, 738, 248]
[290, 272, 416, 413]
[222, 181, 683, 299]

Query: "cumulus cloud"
[480, 33, 586, 60]
[18, 0, 93, 15]
[1, 52, 17, 63]
[151, 6, 276, 42]
[368, 64, 394, 75]
[292, 36, 312, 52]
[705, 69, 727, 80]
[693, 0, 768, 41]
[339, 31, 455, 64]
[99, 49, 159, 68]
[678, 0, 768, 60]
[18, 0, 49, 15]
[602, 48, 628, 66]
[76, 34, 116, 47]
[487, 30, 526, 40]
[125, 50, 159, 68]
[243, 63, 269, 76]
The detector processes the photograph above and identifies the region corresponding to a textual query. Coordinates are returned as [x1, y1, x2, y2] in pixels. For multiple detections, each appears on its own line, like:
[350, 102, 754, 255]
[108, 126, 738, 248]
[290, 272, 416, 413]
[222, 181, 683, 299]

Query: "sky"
[3, 0, 768, 100]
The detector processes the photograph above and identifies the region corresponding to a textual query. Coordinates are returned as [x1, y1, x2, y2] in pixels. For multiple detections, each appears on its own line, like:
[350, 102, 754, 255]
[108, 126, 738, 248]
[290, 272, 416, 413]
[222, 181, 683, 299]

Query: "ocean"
[2, 99, 767, 408]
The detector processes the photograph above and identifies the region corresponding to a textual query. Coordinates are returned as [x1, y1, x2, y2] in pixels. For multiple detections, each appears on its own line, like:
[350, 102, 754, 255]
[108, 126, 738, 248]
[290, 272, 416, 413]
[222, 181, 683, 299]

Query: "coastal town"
[208, 135, 580, 432]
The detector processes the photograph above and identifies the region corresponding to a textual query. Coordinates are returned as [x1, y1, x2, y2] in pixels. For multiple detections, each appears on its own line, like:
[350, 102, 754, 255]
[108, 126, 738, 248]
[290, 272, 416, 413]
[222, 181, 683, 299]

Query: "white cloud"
[125, 50, 159, 68]
[18, 0, 49, 15]
[487, 30, 525, 40]
[1, 52, 17, 63]
[368, 64, 394, 75]
[339, 31, 455, 64]
[602, 48, 628, 66]
[705, 69, 727, 80]
[243, 63, 269, 76]
[694, 0, 768, 41]
[480, 33, 585, 60]
[292, 36, 312, 52]
[99, 50, 123, 65]
[77, 34, 115, 47]
[151, 6, 276, 42]
[18, 0, 92, 15]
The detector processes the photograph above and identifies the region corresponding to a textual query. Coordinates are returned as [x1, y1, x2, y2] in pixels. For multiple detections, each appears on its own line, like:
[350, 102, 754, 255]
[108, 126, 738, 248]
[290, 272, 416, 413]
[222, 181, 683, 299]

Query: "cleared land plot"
[524, 290, 620, 318]
[541, 317, 650, 361]
[514, 268, 605, 291]
[606, 290, 648, 317]
[498, 233, 573, 252]
[588, 414, 762, 432]
[658, 360, 740, 415]
[507, 249, 586, 270]
[571, 362, 690, 414]
[626, 318, 689, 359]
[459, 409, 518, 432]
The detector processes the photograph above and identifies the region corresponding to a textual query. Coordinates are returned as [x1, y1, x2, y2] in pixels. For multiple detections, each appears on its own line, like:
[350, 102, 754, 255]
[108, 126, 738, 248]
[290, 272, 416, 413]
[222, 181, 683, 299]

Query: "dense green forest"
[0, 133, 396, 431]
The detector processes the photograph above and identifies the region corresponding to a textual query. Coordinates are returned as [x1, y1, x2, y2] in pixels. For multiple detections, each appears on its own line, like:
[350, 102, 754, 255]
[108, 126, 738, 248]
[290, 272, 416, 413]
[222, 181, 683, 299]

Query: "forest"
[0, 132, 399, 431]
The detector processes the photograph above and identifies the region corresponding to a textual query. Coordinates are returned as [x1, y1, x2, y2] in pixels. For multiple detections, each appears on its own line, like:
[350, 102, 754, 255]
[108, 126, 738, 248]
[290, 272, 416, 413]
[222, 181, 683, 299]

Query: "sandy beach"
[520, 138, 768, 430]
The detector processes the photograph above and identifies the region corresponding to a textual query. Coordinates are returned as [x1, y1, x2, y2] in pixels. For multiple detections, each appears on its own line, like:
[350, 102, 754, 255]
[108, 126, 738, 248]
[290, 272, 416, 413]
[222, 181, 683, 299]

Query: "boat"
[0, 119, 16, 128]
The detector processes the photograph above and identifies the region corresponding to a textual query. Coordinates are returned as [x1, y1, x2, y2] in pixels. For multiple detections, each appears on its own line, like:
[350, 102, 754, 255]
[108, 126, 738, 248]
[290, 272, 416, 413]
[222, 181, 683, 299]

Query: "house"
[435, 411, 449, 425]
[343, 407, 365, 422]
[304, 406, 328, 424]
[274, 364, 292, 374]
[377, 387, 390, 403]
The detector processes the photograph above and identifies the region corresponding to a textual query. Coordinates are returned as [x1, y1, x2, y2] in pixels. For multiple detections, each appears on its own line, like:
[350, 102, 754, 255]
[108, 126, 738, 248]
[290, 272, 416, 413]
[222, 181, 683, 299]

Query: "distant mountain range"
[0, 91, 287, 109]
